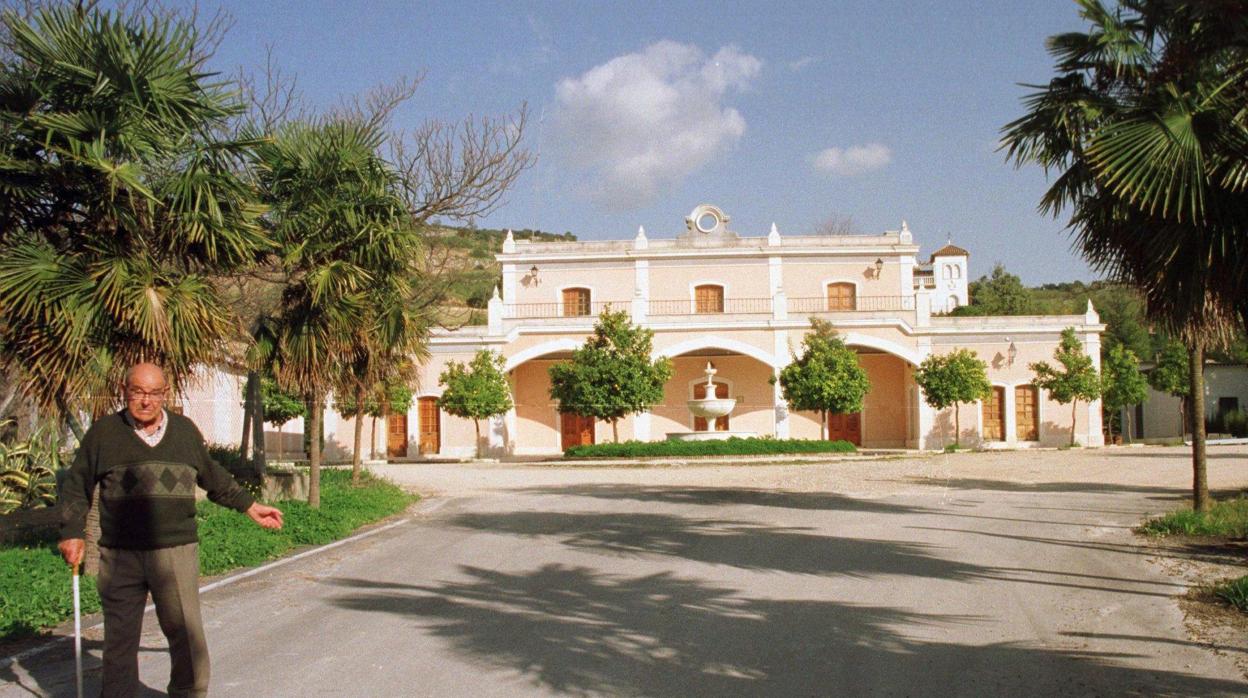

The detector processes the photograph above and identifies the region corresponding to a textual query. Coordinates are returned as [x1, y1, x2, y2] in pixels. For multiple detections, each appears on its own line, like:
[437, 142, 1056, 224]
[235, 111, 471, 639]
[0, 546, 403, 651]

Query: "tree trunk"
[351, 386, 365, 487]
[612, 418, 619, 444]
[954, 403, 961, 447]
[1189, 339, 1210, 513]
[370, 416, 377, 460]
[308, 398, 322, 509]
[473, 419, 481, 458]
[249, 373, 266, 478]
[821, 410, 828, 441]
[57, 394, 85, 441]
[277, 423, 284, 463]
[239, 373, 254, 460]
[56, 394, 98, 573]
[1070, 400, 1079, 447]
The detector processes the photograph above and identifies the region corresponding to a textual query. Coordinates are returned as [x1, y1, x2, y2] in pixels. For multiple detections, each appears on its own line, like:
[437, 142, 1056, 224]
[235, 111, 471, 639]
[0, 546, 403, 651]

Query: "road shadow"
[445, 510, 981, 580]
[327, 565, 1246, 696]
[1097, 451, 1246, 460]
[0, 638, 167, 697]
[510, 484, 938, 514]
[900, 477, 1191, 498]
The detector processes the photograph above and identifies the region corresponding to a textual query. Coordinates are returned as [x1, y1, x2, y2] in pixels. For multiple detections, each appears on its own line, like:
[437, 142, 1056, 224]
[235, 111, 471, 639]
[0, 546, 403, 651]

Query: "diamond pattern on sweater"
[101, 462, 197, 500]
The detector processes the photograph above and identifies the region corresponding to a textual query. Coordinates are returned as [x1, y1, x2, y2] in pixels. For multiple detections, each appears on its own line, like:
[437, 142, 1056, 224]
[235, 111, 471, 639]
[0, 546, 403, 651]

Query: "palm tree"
[249, 117, 413, 507]
[1001, 0, 1248, 511]
[0, 5, 268, 434]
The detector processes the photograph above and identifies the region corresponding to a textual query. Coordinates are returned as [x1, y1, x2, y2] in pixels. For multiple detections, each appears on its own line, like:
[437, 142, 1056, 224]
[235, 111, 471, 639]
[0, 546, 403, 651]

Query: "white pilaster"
[487, 286, 503, 334]
[768, 255, 782, 295]
[773, 330, 791, 438]
[634, 411, 651, 442]
[1004, 386, 1017, 444]
[502, 263, 517, 302]
[915, 290, 931, 327]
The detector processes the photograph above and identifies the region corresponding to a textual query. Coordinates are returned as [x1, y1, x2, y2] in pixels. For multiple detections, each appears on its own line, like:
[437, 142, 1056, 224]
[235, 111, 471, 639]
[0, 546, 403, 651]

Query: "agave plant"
[0, 421, 61, 515]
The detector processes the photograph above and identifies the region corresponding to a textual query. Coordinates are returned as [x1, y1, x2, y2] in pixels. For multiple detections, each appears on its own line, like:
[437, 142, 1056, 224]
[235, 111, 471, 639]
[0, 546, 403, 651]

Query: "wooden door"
[562, 287, 591, 317]
[560, 413, 595, 450]
[387, 413, 408, 458]
[693, 381, 729, 432]
[827, 412, 862, 445]
[827, 282, 856, 310]
[1015, 385, 1039, 441]
[694, 284, 724, 313]
[983, 386, 1005, 441]
[418, 397, 440, 455]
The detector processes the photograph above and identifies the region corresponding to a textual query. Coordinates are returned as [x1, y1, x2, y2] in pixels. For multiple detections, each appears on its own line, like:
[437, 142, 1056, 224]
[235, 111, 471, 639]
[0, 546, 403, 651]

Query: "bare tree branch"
[392, 103, 535, 224]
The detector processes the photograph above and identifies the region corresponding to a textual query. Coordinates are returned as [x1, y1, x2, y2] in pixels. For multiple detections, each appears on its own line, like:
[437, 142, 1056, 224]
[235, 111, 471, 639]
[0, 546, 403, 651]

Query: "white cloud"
[809, 143, 892, 176]
[551, 41, 762, 209]
[788, 56, 816, 71]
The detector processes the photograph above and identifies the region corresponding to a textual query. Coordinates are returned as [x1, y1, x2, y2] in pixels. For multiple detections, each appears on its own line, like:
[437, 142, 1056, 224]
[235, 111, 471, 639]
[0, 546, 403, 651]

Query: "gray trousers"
[97, 543, 208, 698]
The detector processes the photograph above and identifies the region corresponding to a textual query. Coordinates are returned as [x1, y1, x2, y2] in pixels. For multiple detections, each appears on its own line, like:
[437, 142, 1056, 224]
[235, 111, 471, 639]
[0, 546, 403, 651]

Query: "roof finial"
[502, 228, 516, 254]
[901, 219, 909, 234]
[634, 225, 648, 250]
[768, 222, 781, 246]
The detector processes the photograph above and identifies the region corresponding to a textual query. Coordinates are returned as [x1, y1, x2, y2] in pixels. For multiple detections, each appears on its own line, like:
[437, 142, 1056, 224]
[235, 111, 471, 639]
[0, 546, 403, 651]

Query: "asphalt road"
[4, 448, 1247, 696]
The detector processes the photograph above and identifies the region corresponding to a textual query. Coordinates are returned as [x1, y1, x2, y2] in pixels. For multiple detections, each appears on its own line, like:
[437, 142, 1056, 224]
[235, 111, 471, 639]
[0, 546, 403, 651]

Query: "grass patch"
[197, 469, 414, 575]
[564, 437, 856, 459]
[0, 544, 101, 642]
[1138, 495, 1248, 538]
[0, 469, 414, 643]
[1213, 576, 1248, 612]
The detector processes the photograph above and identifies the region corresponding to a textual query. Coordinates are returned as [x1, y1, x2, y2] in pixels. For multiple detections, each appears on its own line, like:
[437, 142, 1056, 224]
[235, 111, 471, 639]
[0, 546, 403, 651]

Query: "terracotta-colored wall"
[648, 257, 772, 302]
[512, 261, 635, 306]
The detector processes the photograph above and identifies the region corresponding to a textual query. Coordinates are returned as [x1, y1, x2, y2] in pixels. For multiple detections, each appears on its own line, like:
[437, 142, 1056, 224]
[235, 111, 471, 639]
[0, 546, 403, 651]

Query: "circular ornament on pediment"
[686, 204, 730, 236]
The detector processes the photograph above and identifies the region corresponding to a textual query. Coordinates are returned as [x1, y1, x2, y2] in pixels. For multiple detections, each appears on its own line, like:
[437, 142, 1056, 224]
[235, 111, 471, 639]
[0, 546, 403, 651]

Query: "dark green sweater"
[59, 411, 255, 549]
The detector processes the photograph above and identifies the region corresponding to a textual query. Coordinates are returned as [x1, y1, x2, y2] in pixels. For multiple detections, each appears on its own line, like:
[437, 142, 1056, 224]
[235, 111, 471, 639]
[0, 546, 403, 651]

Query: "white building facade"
[367, 204, 1106, 458]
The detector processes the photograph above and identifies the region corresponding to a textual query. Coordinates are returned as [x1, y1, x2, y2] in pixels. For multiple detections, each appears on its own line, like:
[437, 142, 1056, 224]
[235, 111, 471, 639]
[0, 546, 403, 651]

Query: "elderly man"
[58, 362, 284, 697]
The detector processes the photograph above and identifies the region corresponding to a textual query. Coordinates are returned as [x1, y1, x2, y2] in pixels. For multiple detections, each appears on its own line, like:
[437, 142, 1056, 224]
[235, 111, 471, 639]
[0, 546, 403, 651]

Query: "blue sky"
[185, 0, 1093, 284]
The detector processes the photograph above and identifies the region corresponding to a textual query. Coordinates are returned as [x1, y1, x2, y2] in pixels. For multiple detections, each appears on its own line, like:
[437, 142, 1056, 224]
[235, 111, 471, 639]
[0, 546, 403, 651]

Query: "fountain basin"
[686, 398, 736, 419]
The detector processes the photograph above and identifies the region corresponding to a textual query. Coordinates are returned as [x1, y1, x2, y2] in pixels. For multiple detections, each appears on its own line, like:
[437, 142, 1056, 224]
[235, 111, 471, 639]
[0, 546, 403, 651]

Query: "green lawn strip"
[1, 470, 414, 643]
[1138, 496, 1248, 538]
[564, 437, 857, 459]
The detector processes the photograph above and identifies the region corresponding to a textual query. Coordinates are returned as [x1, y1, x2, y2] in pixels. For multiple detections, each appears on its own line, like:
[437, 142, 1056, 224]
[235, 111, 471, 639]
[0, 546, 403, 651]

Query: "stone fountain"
[667, 362, 758, 441]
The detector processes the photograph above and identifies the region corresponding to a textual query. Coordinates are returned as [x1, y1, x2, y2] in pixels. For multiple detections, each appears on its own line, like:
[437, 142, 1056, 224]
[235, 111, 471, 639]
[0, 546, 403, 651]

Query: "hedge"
[564, 437, 857, 459]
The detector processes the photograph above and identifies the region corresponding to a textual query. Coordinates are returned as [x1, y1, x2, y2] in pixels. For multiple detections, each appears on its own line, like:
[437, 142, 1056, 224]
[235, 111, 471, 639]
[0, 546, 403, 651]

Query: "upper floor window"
[827, 282, 856, 311]
[694, 284, 724, 313]
[562, 287, 591, 317]
[951, 265, 961, 280]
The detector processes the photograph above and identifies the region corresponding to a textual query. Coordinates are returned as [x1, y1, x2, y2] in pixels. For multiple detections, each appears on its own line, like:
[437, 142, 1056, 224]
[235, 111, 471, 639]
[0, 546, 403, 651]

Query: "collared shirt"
[123, 408, 168, 447]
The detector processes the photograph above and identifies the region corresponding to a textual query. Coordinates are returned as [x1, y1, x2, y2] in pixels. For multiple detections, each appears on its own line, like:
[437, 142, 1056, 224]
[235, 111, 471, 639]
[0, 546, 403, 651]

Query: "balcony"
[787, 295, 914, 314]
[494, 294, 917, 327]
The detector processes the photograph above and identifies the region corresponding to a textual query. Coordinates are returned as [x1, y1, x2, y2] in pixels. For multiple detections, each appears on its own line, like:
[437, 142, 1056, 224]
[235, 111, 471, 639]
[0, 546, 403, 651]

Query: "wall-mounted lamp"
[873, 258, 884, 279]
[529, 265, 539, 276]
[1007, 340, 1017, 366]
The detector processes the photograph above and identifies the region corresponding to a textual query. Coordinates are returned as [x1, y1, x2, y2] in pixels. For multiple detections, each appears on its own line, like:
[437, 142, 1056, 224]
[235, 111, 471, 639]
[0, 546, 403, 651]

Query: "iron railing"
[787, 295, 913, 314]
[648, 297, 772, 316]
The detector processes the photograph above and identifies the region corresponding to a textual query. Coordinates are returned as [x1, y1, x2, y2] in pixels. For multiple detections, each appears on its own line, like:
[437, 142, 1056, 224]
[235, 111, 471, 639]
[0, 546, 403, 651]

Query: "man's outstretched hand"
[58, 538, 84, 568]
[246, 502, 284, 530]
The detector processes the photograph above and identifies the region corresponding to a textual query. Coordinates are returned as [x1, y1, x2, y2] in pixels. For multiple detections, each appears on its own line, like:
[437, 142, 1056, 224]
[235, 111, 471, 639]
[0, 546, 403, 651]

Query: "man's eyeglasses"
[126, 388, 167, 400]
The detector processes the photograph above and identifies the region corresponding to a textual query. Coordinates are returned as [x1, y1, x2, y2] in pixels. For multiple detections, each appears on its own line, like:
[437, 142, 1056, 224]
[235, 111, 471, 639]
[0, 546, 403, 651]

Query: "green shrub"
[564, 437, 856, 459]
[942, 444, 960, 453]
[0, 421, 63, 514]
[1138, 496, 1248, 538]
[0, 544, 101, 642]
[1213, 575, 1248, 612]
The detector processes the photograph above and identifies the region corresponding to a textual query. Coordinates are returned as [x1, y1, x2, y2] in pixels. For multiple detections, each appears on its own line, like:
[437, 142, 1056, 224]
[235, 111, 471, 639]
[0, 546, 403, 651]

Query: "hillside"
[432, 224, 575, 321]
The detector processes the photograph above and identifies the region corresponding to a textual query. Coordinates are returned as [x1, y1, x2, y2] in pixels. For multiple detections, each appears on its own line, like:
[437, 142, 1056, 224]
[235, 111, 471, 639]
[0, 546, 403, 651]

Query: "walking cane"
[72, 562, 83, 698]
